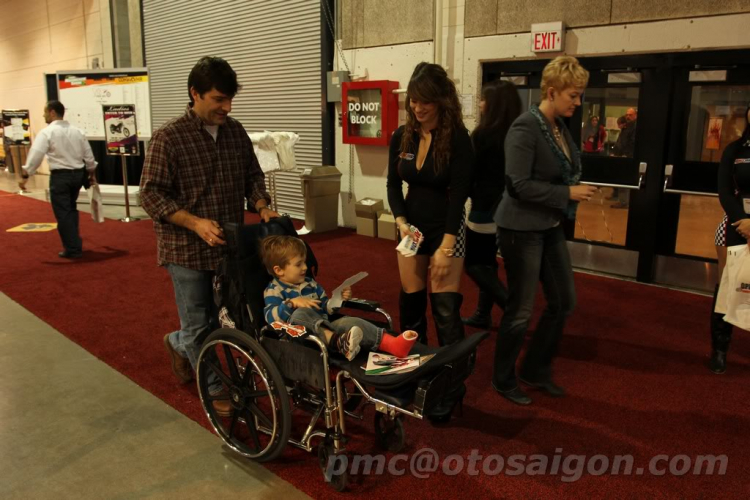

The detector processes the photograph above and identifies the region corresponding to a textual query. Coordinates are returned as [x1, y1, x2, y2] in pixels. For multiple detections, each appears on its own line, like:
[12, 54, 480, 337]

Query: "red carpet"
[1, 191, 749, 499]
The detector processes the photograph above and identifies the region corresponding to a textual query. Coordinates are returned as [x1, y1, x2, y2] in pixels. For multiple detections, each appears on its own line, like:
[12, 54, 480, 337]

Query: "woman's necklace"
[552, 125, 564, 145]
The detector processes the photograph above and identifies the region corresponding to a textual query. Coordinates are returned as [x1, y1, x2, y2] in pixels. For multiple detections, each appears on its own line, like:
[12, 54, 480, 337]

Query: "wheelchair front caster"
[318, 441, 348, 492]
[374, 413, 405, 453]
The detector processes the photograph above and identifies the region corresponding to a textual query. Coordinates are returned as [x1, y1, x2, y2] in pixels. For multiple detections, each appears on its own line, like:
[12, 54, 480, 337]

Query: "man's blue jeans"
[289, 307, 383, 351]
[492, 225, 577, 391]
[166, 263, 220, 392]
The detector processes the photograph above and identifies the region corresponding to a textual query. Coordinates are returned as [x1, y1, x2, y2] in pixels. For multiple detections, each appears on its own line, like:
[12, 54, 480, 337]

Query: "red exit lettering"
[534, 32, 559, 51]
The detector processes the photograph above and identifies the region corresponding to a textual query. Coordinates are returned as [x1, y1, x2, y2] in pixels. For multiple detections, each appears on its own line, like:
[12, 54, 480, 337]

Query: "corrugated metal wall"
[143, 0, 322, 218]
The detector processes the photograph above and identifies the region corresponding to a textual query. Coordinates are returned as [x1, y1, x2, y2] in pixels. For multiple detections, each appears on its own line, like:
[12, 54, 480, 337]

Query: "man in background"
[610, 109, 638, 208]
[21, 100, 97, 258]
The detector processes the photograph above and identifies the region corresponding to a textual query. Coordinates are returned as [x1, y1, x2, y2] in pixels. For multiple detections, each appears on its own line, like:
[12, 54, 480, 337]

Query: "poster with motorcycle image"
[103, 104, 139, 156]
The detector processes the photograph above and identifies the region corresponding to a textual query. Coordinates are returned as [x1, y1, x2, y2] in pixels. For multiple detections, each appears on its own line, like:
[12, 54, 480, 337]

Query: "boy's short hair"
[261, 235, 306, 275]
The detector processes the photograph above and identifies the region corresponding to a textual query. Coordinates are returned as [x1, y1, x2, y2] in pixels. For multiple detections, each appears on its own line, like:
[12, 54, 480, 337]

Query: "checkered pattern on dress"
[453, 208, 467, 258]
[715, 213, 728, 247]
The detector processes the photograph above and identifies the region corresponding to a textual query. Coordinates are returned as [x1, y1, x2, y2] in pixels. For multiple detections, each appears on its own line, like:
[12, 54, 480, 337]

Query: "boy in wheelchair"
[261, 235, 416, 361]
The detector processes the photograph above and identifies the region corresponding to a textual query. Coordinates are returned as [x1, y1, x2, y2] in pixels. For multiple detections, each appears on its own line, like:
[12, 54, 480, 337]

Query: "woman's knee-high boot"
[430, 292, 465, 346]
[710, 285, 732, 374]
[399, 289, 428, 344]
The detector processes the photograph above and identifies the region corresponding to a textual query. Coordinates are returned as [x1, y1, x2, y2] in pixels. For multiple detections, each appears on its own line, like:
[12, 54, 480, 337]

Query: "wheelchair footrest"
[372, 384, 415, 409]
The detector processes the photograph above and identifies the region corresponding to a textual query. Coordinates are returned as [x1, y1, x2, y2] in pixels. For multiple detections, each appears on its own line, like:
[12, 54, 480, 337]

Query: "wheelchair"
[195, 216, 488, 491]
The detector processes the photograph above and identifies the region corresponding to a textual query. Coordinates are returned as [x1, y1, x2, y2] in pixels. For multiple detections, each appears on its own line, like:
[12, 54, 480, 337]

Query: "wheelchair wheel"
[197, 328, 291, 462]
[374, 413, 405, 453]
[318, 440, 348, 492]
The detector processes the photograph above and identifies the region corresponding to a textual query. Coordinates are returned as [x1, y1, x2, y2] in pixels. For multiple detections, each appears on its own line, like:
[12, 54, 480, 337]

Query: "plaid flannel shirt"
[140, 106, 271, 270]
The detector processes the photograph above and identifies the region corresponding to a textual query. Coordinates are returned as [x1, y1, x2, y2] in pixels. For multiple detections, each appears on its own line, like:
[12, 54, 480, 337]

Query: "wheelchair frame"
[194, 217, 483, 491]
[196, 316, 478, 491]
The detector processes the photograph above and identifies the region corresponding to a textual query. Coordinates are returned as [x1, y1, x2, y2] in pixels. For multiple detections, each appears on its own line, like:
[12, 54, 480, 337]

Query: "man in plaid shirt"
[140, 57, 278, 415]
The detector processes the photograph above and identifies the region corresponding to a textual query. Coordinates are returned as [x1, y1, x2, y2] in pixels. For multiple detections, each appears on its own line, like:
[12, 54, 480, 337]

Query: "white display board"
[57, 69, 151, 140]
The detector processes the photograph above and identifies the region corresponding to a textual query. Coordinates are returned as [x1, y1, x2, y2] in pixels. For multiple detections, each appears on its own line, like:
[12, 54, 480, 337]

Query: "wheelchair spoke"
[242, 408, 262, 451]
[222, 344, 241, 382]
[228, 411, 240, 439]
[247, 401, 273, 429]
[204, 357, 234, 388]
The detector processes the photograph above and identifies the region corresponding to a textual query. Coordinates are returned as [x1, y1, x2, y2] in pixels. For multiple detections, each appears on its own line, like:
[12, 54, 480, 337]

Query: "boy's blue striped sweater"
[264, 277, 337, 324]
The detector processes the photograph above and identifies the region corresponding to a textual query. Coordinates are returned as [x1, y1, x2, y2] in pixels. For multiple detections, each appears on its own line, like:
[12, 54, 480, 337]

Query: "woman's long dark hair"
[582, 115, 600, 139]
[401, 62, 465, 174]
[472, 80, 522, 150]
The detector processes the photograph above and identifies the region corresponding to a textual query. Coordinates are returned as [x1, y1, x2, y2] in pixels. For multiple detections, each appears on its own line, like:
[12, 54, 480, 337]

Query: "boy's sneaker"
[334, 326, 363, 361]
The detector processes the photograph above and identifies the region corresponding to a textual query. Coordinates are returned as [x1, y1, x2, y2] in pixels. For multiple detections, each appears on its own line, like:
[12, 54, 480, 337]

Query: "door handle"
[638, 162, 647, 189]
[663, 164, 673, 192]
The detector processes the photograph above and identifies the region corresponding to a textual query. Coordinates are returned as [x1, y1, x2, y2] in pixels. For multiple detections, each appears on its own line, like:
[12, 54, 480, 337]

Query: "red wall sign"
[342, 80, 399, 146]
[530, 22, 566, 53]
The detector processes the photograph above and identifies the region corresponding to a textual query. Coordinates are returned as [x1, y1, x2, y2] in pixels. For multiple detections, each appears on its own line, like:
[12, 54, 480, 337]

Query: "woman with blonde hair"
[492, 56, 596, 405]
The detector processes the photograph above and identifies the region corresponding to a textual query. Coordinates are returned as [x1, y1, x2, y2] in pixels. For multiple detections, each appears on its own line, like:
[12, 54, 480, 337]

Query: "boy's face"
[274, 254, 307, 285]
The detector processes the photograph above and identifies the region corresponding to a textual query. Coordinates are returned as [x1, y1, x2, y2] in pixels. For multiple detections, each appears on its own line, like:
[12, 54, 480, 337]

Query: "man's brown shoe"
[212, 396, 233, 418]
[163, 334, 193, 384]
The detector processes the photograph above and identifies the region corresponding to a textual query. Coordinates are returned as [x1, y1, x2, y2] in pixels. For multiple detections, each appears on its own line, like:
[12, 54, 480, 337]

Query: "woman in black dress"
[387, 62, 474, 349]
[463, 80, 522, 328]
[712, 105, 750, 374]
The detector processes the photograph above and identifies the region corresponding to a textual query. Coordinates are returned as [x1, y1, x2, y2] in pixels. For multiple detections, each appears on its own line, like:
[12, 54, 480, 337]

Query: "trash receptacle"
[300, 165, 342, 233]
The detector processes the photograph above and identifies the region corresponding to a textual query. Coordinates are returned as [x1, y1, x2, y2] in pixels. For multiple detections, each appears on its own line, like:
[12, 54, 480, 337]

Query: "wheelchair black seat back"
[212, 216, 317, 337]
[196, 216, 488, 491]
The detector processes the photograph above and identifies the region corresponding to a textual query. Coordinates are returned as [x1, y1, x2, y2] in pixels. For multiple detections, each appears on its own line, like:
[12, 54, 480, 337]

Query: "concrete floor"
[0, 171, 310, 500]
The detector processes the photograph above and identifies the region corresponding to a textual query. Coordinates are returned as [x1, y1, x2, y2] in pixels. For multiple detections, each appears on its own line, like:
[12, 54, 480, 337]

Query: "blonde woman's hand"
[570, 184, 597, 202]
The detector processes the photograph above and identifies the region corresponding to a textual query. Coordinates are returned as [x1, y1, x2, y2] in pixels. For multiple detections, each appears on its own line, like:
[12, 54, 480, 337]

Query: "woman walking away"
[463, 80, 522, 328]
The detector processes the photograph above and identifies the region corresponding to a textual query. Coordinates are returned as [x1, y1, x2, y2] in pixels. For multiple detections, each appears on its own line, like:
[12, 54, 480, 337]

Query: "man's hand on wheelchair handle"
[289, 297, 321, 310]
[257, 205, 280, 223]
[193, 218, 225, 247]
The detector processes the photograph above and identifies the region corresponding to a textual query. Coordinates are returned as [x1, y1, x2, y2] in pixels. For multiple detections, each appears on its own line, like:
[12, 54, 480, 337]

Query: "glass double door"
[483, 49, 750, 291]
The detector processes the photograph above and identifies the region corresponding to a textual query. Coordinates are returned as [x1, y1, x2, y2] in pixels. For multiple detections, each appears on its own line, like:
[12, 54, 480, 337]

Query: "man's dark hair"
[187, 56, 241, 104]
[46, 100, 65, 118]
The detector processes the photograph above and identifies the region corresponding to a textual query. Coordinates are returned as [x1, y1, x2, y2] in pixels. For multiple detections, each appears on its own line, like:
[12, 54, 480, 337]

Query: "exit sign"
[531, 22, 565, 53]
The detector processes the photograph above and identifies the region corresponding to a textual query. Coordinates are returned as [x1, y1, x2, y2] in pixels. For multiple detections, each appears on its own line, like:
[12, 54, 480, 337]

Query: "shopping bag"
[87, 184, 105, 223]
[713, 247, 737, 315]
[721, 244, 750, 330]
